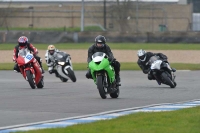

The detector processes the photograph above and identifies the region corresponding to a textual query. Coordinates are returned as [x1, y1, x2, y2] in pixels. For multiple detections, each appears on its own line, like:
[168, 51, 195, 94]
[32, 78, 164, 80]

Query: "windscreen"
[18, 48, 28, 57]
[55, 52, 67, 61]
[92, 52, 104, 58]
[148, 56, 160, 65]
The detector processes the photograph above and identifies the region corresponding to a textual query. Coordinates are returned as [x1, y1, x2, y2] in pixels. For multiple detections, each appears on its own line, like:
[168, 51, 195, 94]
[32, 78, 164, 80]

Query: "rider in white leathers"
[45, 45, 61, 77]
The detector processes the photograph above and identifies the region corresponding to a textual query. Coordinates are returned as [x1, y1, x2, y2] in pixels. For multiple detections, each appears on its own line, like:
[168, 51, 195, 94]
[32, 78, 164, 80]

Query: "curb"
[0, 99, 200, 133]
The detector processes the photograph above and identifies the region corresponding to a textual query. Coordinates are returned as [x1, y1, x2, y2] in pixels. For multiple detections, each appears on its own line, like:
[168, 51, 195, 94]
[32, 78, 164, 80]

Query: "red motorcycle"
[17, 48, 44, 89]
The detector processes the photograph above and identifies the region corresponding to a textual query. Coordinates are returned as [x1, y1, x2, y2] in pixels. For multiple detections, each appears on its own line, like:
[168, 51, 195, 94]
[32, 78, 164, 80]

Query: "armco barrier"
[1, 31, 200, 44]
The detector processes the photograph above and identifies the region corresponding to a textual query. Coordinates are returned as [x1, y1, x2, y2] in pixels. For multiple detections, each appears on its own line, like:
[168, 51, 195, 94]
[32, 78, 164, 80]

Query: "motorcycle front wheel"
[161, 72, 176, 88]
[67, 68, 76, 82]
[96, 75, 107, 99]
[26, 70, 36, 89]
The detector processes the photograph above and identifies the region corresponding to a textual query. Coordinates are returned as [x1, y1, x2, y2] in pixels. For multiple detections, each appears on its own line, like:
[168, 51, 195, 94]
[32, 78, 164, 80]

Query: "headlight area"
[58, 62, 65, 65]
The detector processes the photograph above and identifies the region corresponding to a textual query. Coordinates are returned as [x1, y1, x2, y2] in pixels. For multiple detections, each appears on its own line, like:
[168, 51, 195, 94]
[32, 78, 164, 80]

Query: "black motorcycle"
[148, 55, 176, 88]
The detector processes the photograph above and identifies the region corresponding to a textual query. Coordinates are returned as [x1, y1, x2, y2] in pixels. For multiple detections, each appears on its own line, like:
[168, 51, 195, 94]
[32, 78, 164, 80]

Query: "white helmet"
[137, 49, 146, 61]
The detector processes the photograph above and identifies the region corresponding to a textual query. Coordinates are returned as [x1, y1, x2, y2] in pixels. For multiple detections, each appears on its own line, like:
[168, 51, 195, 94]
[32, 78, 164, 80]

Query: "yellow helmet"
[48, 45, 55, 55]
[48, 45, 55, 51]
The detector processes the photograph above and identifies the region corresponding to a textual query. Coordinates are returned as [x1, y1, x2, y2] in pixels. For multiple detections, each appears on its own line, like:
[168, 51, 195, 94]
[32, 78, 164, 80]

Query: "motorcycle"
[148, 55, 177, 88]
[89, 52, 120, 99]
[17, 48, 44, 89]
[54, 52, 76, 82]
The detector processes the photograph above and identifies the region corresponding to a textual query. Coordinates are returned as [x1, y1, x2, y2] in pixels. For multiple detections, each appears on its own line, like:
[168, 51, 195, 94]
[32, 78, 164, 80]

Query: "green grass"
[1, 63, 200, 70]
[0, 26, 103, 32]
[16, 106, 200, 133]
[1, 43, 200, 50]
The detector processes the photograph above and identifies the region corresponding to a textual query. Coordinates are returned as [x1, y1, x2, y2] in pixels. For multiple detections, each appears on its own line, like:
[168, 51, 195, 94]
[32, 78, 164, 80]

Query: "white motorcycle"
[148, 55, 176, 88]
[54, 52, 76, 82]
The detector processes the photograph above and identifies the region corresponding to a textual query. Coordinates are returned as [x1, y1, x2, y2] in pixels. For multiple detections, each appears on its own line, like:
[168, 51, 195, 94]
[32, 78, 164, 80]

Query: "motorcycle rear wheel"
[97, 75, 107, 99]
[37, 77, 44, 88]
[26, 70, 36, 89]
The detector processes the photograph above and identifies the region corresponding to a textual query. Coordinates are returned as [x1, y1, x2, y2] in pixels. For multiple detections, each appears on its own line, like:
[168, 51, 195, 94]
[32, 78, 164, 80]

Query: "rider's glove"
[49, 70, 53, 74]
[47, 62, 54, 67]
[55, 59, 58, 64]
[108, 57, 113, 62]
[13, 59, 17, 63]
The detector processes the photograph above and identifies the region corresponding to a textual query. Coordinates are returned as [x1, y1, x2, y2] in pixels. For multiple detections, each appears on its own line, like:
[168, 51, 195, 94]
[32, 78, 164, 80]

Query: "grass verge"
[16, 106, 200, 133]
[0, 26, 103, 32]
[1, 63, 200, 70]
[1, 43, 200, 50]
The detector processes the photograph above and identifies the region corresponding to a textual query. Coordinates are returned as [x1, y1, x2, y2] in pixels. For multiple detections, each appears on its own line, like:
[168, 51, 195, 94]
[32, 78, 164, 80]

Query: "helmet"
[18, 36, 28, 47]
[48, 45, 56, 55]
[95, 35, 106, 48]
[137, 49, 147, 61]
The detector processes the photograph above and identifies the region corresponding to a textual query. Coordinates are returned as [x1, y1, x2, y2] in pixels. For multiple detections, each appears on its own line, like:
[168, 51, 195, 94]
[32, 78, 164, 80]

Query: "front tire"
[26, 70, 36, 89]
[67, 68, 76, 82]
[97, 75, 107, 99]
[161, 72, 176, 88]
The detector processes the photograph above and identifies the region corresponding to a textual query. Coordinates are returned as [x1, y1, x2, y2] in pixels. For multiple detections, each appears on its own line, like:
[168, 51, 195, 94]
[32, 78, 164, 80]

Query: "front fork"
[23, 67, 35, 81]
[166, 63, 176, 82]
[97, 72, 115, 93]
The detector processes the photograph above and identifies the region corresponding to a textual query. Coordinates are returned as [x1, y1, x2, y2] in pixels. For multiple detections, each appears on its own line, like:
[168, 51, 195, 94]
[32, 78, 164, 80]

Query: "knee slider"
[148, 74, 154, 80]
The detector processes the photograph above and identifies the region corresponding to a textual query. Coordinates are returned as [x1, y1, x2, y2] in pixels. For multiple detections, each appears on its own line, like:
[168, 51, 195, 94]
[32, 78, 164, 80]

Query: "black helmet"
[95, 35, 106, 48]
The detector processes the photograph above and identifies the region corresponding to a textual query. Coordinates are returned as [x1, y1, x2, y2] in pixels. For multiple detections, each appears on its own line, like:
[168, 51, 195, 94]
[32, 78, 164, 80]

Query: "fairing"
[17, 48, 42, 85]
[89, 52, 115, 83]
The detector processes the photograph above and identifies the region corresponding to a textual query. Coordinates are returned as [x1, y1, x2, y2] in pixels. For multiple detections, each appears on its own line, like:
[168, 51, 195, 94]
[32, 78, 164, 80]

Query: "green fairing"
[89, 58, 115, 83]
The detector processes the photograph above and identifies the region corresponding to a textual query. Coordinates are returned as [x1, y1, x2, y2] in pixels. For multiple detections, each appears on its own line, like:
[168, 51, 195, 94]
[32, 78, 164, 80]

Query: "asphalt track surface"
[0, 70, 199, 128]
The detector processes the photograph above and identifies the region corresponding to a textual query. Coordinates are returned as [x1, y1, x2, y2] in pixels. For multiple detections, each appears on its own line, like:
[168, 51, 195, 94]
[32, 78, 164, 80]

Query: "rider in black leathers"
[137, 49, 172, 82]
[86, 35, 121, 84]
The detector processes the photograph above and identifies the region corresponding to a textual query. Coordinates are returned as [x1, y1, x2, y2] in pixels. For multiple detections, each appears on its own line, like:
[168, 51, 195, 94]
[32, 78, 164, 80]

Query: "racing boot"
[41, 67, 45, 74]
[39, 63, 45, 74]
[115, 74, 121, 86]
[54, 70, 60, 78]
[13, 64, 20, 73]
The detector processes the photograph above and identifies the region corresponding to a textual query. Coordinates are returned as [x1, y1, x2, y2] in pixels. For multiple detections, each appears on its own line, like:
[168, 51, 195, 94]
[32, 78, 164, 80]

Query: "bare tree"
[0, 0, 13, 31]
[109, 0, 133, 33]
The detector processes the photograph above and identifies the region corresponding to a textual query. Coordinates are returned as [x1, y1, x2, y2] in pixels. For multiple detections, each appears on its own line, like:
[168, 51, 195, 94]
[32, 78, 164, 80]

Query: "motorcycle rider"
[137, 49, 174, 84]
[86, 35, 121, 85]
[13, 36, 44, 73]
[45, 44, 70, 78]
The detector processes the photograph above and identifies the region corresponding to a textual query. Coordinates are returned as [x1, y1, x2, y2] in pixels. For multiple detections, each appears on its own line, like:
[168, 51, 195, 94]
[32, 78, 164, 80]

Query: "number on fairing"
[26, 55, 33, 60]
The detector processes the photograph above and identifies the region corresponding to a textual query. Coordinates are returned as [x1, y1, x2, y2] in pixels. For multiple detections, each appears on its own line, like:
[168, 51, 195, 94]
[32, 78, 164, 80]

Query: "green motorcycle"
[89, 52, 120, 99]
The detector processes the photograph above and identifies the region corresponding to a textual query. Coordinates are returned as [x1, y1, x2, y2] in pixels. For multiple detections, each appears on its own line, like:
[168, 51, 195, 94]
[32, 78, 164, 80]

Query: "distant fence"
[1, 31, 200, 43]
[0, 1, 193, 32]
